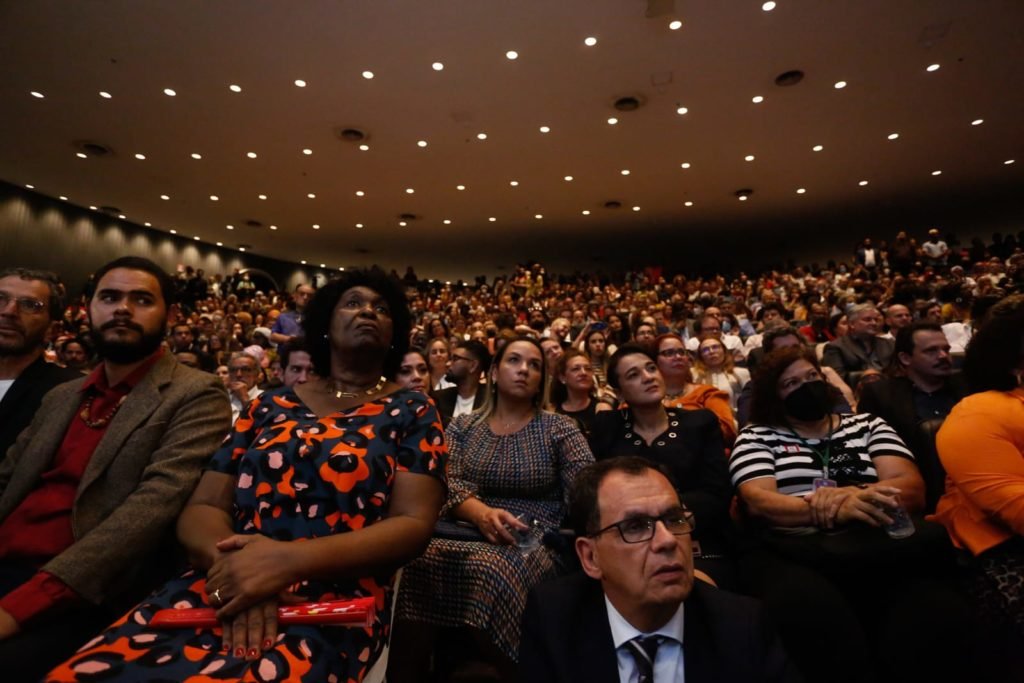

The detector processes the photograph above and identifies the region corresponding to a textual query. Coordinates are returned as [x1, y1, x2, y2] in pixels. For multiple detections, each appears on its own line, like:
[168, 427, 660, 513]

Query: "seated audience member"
[798, 302, 834, 344]
[278, 337, 313, 388]
[686, 315, 744, 362]
[692, 338, 750, 411]
[822, 303, 894, 382]
[632, 321, 658, 352]
[655, 333, 737, 445]
[0, 257, 231, 681]
[426, 337, 455, 391]
[57, 336, 92, 373]
[46, 267, 447, 682]
[881, 302, 913, 340]
[168, 322, 214, 371]
[519, 457, 798, 683]
[226, 351, 263, 423]
[214, 364, 230, 387]
[730, 346, 973, 683]
[0, 268, 82, 457]
[268, 282, 314, 351]
[858, 322, 967, 511]
[590, 345, 733, 583]
[392, 338, 593, 682]
[431, 340, 490, 424]
[742, 302, 788, 357]
[942, 294, 1001, 355]
[174, 351, 201, 368]
[396, 347, 430, 394]
[539, 335, 564, 374]
[548, 348, 613, 438]
[582, 326, 614, 391]
[933, 294, 1024, 659]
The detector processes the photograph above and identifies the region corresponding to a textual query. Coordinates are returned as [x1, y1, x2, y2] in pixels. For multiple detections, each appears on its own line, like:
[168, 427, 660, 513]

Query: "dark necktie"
[625, 635, 662, 683]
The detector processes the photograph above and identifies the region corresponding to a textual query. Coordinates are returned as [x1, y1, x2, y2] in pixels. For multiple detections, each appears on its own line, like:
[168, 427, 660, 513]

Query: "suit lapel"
[576, 580, 621, 683]
[683, 584, 715, 682]
[0, 357, 45, 419]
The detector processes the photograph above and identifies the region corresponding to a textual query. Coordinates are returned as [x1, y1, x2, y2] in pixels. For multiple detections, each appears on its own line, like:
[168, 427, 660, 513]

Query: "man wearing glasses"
[431, 340, 490, 425]
[519, 457, 796, 682]
[226, 352, 263, 424]
[0, 268, 81, 457]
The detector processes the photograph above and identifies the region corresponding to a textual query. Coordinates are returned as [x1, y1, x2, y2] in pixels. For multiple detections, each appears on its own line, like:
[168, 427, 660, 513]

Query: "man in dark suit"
[858, 322, 967, 511]
[0, 268, 81, 458]
[519, 457, 797, 683]
[431, 340, 490, 424]
[0, 256, 231, 680]
[822, 303, 894, 383]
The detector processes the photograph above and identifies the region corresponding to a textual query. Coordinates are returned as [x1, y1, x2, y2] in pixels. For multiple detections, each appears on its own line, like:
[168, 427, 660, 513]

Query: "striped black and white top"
[729, 413, 914, 497]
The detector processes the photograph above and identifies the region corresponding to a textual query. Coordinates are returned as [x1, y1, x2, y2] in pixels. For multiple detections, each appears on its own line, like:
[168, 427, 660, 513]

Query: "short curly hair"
[301, 267, 411, 379]
[964, 294, 1024, 393]
[749, 345, 840, 426]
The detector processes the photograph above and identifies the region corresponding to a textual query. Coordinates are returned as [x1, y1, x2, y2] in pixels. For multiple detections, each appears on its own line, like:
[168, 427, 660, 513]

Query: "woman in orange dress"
[655, 333, 737, 446]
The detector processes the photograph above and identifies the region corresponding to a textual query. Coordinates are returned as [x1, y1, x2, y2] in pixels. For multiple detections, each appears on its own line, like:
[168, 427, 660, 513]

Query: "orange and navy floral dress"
[47, 387, 446, 683]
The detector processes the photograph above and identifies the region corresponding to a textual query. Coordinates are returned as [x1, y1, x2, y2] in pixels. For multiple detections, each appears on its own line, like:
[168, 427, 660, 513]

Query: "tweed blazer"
[0, 353, 231, 608]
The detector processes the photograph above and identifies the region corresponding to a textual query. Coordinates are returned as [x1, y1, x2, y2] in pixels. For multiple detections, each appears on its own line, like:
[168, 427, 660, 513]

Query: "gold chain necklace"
[329, 376, 387, 399]
[79, 394, 128, 429]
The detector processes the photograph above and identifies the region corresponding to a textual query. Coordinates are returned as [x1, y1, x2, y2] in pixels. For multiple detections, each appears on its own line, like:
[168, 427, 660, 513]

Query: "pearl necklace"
[329, 375, 387, 399]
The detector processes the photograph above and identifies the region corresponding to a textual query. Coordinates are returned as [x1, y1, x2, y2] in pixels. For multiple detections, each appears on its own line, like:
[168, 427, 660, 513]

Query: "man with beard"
[0, 268, 81, 457]
[858, 322, 966, 511]
[0, 257, 230, 680]
[430, 340, 489, 425]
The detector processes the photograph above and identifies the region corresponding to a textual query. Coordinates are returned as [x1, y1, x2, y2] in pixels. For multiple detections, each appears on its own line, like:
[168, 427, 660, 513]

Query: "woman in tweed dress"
[391, 337, 593, 682]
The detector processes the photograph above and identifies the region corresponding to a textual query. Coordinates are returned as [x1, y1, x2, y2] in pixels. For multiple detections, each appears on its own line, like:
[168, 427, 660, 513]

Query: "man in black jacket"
[0, 268, 80, 458]
[431, 340, 490, 424]
[519, 457, 797, 683]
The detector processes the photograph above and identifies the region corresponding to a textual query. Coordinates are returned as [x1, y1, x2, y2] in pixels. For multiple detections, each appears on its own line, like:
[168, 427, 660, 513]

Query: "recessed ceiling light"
[539, 125, 550, 133]
[834, 81, 847, 89]
[632, 206, 641, 211]
[676, 106, 688, 115]
[582, 210, 591, 215]
[160, 194, 170, 200]
[319, 264, 326, 268]
[406, 188, 415, 194]
[399, 221, 407, 227]
[247, 152, 257, 159]
[209, 195, 219, 201]
[488, 217, 497, 222]
[134, 153, 146, 160]
[858, 180, 869, 186]
[269, 225, 278, 230]
[796, 188, 806, 194]
[932, 170, 942, 175]
[191, 153, 202, 160]
[680, 162, 691, 169]
[813, 145, 824, 152]
[739, 196, 748, 201]
[564, 175, 574, 181]
[193, 236, 200, 241]
[362, 70, 374, 80]
[1005, 159, 1016, 165]
[312, 224, 320, 229]
[307, 193, 316, 198]
[169, 229, 177, 234]
[745, 155, 755, 161]
[417, 140, 428, 148]
[606, 117, 620, 126]
[762, 1, 777, 10]
[59, 196, 68, 201]
[239, 247, 246, 252]
[30, 91, 44, 98]
[301, 260, 307, 265]
[926, 64, 940, 72]
[684, 201, 694, 206]
[356, 190, 365, 197]
[356, 223, 364, 228]
[669, 20, 682, 30]
[585, 36, 598, 46]
[226, 224, 234, 230]
[443, 219, 452, 225]
[432, 62, 444, 71]
[25, 184, 34, 189]
[752, 95, 764, 103]
[163, 88, 176, 96]
[99, 91, 112, 99]
[506, 50, 518, 60]
[143, 221, 151, 226]
[510, 180, 519, 187]
[294, 79, 307, 87]
[76, 152, 87, 159]
[456, 185, 466, 191]
[621, 169, 630, 175]
[888, 133, 900, 140]
[535, 214, 543, 219]
[359, 144, 370, 151]
[477, 133, 488, 140]
[229, 84, 242, 93]
[258, 194, 267, 200]
[216, 241, 223, 246]
[302, 148, 313, 155]
[971, 118, 984, 126]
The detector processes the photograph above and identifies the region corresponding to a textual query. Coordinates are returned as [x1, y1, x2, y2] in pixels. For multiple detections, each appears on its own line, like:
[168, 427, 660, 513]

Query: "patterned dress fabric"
[395, 411, 593, 661]
[46, 387, 446, 683]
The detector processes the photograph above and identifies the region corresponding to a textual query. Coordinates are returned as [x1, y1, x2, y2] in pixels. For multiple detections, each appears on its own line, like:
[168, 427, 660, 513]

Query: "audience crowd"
[1, 227, 1023, 682]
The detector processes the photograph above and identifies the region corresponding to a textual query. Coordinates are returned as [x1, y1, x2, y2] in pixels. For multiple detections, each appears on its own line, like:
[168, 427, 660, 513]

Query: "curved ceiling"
[1, 0, 1022, 279]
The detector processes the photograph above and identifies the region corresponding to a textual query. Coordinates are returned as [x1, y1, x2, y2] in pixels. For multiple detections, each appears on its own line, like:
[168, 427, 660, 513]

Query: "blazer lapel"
[682, 585, 715, 683]
[575, 581, 620, 683]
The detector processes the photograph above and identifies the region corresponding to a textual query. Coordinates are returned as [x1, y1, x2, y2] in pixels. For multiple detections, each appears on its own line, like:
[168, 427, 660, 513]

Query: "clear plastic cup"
[511, 515, 543, 556]
[881, 495, 915, 539]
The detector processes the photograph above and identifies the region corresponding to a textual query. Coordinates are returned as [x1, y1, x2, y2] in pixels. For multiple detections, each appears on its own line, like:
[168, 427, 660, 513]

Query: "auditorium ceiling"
[1, 0, 1022, 278]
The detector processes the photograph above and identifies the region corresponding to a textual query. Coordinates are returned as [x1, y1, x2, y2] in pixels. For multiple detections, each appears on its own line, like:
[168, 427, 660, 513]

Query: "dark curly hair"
[301, 267, 411, 379]
[964, 294, 1024, 393]
[749, 345, 840, 426]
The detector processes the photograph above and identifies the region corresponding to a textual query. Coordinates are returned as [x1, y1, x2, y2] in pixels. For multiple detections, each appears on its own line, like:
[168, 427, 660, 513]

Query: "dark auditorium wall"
[0, 183, 321, 296]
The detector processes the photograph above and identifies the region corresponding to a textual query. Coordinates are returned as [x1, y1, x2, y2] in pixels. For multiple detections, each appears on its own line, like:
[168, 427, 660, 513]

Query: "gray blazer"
[0, 353, 231, 609]
[821, 335, 894, 382]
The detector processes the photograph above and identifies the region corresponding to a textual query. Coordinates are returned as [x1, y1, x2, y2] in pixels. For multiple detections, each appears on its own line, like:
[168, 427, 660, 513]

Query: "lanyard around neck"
[786, 417, 835, 477]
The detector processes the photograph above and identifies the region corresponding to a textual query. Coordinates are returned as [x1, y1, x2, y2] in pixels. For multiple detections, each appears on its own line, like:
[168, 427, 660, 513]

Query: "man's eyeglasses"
[450, 354, 475, 364]
[657, 348, 688, 359]
[590, 508, 695, 544]
[0, 292, 47, 314]
[229, 365, 258, 375]
[699, 345, 724, 355]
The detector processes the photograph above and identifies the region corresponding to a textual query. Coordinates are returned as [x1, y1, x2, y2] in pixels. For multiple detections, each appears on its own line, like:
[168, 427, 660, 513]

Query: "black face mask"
[783, 380, 830, 421]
